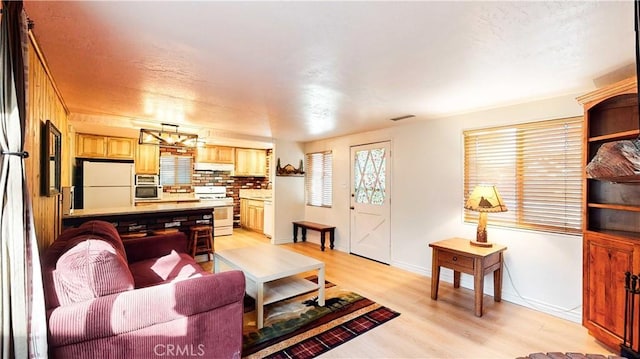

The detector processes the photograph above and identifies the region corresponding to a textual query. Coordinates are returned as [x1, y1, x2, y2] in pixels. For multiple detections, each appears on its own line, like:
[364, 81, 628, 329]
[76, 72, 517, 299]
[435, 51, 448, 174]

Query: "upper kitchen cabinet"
[235, 148, 266, 177]
[196, 145, 235, 164]
[76, 133, 136, 160]
[135, 143, 159, 174]
[76, 134, 106, 158]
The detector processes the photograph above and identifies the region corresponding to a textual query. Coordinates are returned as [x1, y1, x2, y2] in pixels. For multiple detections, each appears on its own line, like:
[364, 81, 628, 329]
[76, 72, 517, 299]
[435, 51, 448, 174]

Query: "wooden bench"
[292, 221, 335, 251]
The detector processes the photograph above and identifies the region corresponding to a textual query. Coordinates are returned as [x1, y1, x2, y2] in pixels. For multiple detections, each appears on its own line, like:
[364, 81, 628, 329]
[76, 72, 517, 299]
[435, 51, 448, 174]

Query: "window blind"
[464, 116, 583, 234]
[160, 154, 193, 186]
[305, 151, 333, 207]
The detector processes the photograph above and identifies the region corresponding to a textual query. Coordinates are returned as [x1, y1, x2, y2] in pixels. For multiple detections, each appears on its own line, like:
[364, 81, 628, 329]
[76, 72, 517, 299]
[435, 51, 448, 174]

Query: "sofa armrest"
[47, 270, 245, 347]
[123, 232, 189, 263]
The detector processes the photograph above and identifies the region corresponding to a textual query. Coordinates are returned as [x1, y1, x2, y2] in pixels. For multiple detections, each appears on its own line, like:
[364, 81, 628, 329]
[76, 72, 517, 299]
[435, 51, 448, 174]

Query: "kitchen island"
[63, 202, 224, 238]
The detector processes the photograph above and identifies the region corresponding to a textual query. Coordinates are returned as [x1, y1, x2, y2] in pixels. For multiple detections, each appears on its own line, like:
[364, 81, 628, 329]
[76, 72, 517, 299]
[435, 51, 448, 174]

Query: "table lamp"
[464, 185, 508, 247]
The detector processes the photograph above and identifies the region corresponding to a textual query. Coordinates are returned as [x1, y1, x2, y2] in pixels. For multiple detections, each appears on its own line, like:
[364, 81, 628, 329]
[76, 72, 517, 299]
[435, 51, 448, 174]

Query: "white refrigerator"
[82, 161, 134, 209]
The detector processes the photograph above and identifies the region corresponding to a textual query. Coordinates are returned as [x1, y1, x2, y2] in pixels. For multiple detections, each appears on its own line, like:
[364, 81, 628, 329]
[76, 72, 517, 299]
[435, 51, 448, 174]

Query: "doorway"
[349, 141, 391, 264]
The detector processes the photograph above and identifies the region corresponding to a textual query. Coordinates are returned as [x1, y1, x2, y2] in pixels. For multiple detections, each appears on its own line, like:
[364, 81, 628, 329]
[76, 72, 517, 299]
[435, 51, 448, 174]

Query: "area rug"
[242, 277, 400, 359]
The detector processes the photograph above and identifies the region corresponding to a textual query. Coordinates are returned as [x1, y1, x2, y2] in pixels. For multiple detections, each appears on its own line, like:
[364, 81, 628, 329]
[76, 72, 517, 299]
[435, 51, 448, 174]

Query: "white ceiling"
[23, 1, 636, 146]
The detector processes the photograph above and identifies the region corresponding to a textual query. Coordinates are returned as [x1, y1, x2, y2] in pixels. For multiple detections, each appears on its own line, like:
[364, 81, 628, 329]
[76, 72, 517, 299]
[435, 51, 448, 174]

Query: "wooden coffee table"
[214, 244, 325, 328]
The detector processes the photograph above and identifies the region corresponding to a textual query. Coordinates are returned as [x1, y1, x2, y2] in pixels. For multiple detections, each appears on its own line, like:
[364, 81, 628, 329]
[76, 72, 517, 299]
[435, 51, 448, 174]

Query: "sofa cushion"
[128, 251, 205, 288]
[76, 220, 128, 261]
[53, 239, 135, 305]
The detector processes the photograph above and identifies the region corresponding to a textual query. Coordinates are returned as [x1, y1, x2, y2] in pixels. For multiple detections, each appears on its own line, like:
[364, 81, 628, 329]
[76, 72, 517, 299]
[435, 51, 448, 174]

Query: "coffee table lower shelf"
[213, 244, 325, 329]
[246, 276, 318, 305]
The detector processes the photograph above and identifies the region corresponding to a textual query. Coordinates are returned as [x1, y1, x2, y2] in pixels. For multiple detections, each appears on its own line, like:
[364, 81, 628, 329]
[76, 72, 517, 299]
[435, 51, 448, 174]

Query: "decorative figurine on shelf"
[276, 158, 305, 176]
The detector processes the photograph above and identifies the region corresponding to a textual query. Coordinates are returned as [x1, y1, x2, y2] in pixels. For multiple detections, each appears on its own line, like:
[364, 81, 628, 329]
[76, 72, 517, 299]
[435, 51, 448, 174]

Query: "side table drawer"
[439, 251, 474, 272]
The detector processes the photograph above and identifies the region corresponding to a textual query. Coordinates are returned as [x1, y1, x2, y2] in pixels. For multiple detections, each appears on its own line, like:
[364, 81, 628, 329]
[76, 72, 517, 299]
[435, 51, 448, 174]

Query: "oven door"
[213, 205, 233, 236]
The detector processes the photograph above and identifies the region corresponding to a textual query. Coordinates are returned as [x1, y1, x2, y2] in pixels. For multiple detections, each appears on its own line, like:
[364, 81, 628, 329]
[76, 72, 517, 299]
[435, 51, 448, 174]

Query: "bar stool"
[189, 225, 214, 261]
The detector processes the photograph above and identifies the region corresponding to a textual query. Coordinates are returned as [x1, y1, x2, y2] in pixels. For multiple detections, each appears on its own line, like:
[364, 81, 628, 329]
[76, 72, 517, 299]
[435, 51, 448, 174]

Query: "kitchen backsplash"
[159, 147, 272, 195]
[194, 171, 270, 227]
[158, 147, 272, 227]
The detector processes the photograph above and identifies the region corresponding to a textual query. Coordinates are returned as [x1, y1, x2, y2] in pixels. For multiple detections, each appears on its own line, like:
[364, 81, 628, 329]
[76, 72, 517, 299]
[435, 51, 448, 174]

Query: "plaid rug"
[263, 306, 399, 359]
[242, 280, 399, 359]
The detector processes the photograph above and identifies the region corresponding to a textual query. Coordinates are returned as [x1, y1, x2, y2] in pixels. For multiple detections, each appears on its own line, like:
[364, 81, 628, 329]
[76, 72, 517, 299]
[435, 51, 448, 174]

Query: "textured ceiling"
[23, 1, 635, 145]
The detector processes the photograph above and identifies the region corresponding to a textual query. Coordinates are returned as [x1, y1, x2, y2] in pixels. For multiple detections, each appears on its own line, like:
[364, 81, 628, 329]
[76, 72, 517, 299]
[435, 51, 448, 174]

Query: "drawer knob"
[453, 256, 457, 261]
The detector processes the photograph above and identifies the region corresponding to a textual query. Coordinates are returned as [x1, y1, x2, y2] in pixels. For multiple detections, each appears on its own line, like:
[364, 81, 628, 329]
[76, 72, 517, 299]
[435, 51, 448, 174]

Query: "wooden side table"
[429, 237, 507, 317]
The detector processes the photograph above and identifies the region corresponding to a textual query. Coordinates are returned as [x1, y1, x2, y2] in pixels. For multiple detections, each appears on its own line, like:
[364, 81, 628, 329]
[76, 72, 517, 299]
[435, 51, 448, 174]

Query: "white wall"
[300, 93, 585, 322]
[272, 140, 306, 244]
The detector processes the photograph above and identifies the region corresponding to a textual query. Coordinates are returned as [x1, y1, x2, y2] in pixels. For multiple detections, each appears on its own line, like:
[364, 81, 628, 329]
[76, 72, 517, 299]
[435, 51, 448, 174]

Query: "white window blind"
[305, 151, 333, 207]
[464, 116, 583, 234]
[160, 155, 193, 186]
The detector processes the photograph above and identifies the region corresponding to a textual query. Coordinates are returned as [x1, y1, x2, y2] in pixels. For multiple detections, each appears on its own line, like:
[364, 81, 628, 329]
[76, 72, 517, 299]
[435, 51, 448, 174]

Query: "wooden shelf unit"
[578, 76, 640, 351]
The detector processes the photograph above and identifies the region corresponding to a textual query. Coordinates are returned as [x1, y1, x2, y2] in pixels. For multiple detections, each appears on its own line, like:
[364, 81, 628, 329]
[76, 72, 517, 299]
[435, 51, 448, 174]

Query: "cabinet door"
[196, 146, 216, 163]
[215, 146, 235, 164]
[255, 205, 264, 232]
[240, 199, 248, 228]
[76, 134, 106, 158]
[136, 144, 159, 174]
[196, 145, 236, 164]
[235, 148, 266, 177]
[107, 137, 136, 159]
[583, 232, 639, 349]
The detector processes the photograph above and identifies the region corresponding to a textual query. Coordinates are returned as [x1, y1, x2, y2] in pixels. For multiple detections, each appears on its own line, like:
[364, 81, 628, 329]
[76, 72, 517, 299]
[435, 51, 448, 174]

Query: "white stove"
[194, 186, 233, 204]
[194, 186, 234, 236]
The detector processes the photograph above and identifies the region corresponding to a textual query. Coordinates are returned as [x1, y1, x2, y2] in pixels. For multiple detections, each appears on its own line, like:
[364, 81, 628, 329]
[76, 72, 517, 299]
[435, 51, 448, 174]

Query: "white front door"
[350, 141, 391, 264]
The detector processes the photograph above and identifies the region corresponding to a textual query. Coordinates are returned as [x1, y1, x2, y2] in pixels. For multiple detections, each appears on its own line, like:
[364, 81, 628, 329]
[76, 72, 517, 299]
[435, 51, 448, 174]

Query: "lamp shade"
[464, 185, 508, 213]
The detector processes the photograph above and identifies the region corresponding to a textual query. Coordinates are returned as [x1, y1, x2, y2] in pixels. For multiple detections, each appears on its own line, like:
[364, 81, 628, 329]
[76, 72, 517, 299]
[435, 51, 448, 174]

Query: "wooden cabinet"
[107, 137, 136, 159]
[578, 76, 640, 350]
[235, 148, 266, 177]
[240, 198, 264, 233]
[583, 232, 640, 349]
[76, 134, 106, 158]
[136, 144, 159, 174]
[76, 133, 136, 160]
[196, 145, 235, 164]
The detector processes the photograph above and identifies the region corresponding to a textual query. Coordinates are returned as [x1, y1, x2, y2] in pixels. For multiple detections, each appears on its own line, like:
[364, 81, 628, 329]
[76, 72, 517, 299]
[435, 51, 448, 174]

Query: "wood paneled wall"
[24, 33, 70, 252]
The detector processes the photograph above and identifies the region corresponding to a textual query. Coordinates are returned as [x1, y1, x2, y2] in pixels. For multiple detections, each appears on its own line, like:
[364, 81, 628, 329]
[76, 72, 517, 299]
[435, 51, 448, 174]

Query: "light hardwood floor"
[202, 229, 615, 359]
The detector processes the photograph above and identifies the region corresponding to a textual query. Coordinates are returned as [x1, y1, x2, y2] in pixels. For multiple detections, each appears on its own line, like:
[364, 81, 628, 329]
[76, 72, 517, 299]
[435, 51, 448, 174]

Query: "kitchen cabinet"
[76, 134, 106, 158]
[196, 145, 235, 164]
[136, 144, 159, 174]
[76, 133, 135, 160]
[577, 76, 640, 351]
[235, 148, 266, 177]
[240, 198, 264, 233]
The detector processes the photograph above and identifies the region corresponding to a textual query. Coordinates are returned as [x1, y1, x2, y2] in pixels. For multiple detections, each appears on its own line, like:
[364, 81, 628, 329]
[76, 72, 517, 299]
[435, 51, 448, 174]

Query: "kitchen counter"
[63, 202, 224, 237]
[64, 202, 222, 219]
[134, 198, 200, 205]
[239, 196, 272, 201]
[134, 193, 200, 205]
[239, 188, 272, 201]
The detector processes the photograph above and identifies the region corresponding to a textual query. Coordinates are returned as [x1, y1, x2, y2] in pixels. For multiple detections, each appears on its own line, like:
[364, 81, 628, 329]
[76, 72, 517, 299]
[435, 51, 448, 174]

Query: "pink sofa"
[42, 220, 245, 358]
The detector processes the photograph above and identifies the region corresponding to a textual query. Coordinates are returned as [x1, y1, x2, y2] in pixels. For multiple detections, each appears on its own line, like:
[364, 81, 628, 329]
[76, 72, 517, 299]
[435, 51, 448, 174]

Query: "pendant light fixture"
[138, 123, 198, 148]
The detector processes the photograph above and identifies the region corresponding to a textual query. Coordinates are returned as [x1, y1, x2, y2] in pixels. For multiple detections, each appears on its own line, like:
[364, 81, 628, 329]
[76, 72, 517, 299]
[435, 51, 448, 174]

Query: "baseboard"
[391, 260, 429, 277]
[431, 270, 582, 323]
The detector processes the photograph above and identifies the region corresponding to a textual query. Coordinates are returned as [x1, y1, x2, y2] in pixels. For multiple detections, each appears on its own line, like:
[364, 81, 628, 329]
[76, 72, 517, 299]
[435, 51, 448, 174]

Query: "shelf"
[245, 276, 318, 306]
[588, 203, 640, 212]
[588, 130, 639, 142]
[585, 229, 640, 241]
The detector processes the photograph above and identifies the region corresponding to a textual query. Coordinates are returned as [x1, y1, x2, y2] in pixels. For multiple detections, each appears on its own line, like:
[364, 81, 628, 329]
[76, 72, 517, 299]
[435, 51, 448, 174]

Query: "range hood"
[194, 162, 235, 172]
